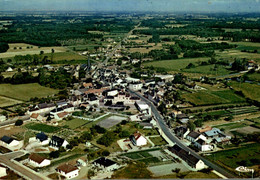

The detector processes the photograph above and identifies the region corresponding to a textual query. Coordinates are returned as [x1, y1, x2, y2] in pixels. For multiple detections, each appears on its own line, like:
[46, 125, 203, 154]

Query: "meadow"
[0, 96, 22, 107]
[144, 57, 209, 72]
[0, 83, 59, 101]
[228, 82, 260, 101]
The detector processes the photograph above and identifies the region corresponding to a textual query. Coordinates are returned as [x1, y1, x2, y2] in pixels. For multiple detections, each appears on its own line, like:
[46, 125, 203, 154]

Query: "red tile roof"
[57, 164, 78, 174]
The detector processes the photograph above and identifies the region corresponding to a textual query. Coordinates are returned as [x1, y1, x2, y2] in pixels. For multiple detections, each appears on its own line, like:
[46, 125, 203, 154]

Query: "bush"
[119, 130, 130, 138]
[15, 120, 23, 126]
[102, 150, 110, 156]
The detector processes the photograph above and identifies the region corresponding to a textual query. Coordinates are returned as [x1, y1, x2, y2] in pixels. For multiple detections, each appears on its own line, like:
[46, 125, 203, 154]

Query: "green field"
[182, 92, 226, 106]
[246, 72, 260, 82]
[63, 118, 88, 129]
[229, 82, 260, 101]
[0, 83, 59, 101]
[46, 51, 85, 61]
[211, 90, 246, 103]
[25, 123, 61, 133]
[144, 57, 209, 72]
[207, 143, 260, 174]
[183, 64, 231, 76]
[183, 90, 246, 106]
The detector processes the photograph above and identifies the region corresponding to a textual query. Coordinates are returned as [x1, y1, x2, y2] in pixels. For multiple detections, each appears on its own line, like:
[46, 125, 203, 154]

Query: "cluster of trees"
[0, 42, 9, 53]
[38, 68, 72, 89]
[231, 58, 248, 71]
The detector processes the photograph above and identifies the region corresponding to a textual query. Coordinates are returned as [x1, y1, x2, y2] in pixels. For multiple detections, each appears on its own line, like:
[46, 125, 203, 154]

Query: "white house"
[135, 101, 151, 115]
[0, 136, 23, 151]
[93, 157, 118, 172]
[0, 166, 7, 178]
[28, 153, 51, 167]
[130, 132, 147, 146]
[56, 164, 79, 179]
[0, 115, 6, 122]
[49, 136, 69, 150]
[186, 131, 207, 143]
[129, 82, 143, 91]
[194, 139, 213, 152]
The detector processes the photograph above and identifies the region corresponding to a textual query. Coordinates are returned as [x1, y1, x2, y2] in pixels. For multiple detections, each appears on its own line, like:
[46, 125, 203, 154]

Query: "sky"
[0, 0, 260, 13]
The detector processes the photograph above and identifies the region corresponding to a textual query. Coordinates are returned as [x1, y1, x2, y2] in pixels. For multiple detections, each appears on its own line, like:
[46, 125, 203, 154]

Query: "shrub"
[15, 120, 23, 126]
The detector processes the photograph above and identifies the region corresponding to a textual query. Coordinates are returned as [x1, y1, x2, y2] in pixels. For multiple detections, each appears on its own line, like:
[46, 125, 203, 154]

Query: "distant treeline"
[135, 18, 260, 42]
[0, 15, 136, 47]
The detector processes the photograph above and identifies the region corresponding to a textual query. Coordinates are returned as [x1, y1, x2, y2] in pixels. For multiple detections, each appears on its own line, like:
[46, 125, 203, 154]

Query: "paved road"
[99, 22, 141, 67]
[0, 151, 48, 180]
[128, 89, 236, 179]
[0, 115, 30, 127]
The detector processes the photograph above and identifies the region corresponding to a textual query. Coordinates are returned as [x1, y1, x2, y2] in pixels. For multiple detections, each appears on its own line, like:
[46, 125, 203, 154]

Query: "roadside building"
[28, 153, 51, 167]
[56, 164, 79, 179]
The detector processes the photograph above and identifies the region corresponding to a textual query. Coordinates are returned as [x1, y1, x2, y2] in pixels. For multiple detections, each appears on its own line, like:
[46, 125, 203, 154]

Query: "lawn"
[228, 81, 260, 101]
[143, 57, 209, 72]
[158, 171, 220, 179]
[63, 118, 89, 129]
[207, 143, 260, 173]
[149, 136, 168, 146]
[0, 83, 59, 101]
[183, 64, 231, 76]
[25, 123, 61, 133]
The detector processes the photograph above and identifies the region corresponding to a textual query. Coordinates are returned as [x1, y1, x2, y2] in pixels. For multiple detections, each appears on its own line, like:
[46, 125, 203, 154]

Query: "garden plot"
[233, 126, 260, 134]
[98, 115, 127, 129]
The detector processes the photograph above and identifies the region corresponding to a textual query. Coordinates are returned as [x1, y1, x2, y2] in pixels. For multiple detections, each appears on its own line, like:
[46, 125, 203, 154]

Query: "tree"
[117, 59, 122, 66]
[102, 150, 110, 156]
[119, 130, 130, 138]
[97, 131, 116, 147]
[49, 151, 60, 158]
[187, 121, 196, 131]
[81, 132, 92, 141]
[15, 120, 23, 126]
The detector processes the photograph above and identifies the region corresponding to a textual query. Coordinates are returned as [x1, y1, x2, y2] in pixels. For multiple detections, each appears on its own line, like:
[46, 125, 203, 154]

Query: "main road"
[99, 22, 141, 67]
[128, 89, 236, 179]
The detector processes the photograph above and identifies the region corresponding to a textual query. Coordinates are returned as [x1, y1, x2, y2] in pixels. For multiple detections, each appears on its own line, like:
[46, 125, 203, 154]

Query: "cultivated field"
[183, 90, 246, 106]
[0, 43, 67, 58]
[25, 123, 61, 133]
[0, 83, 59, 101]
